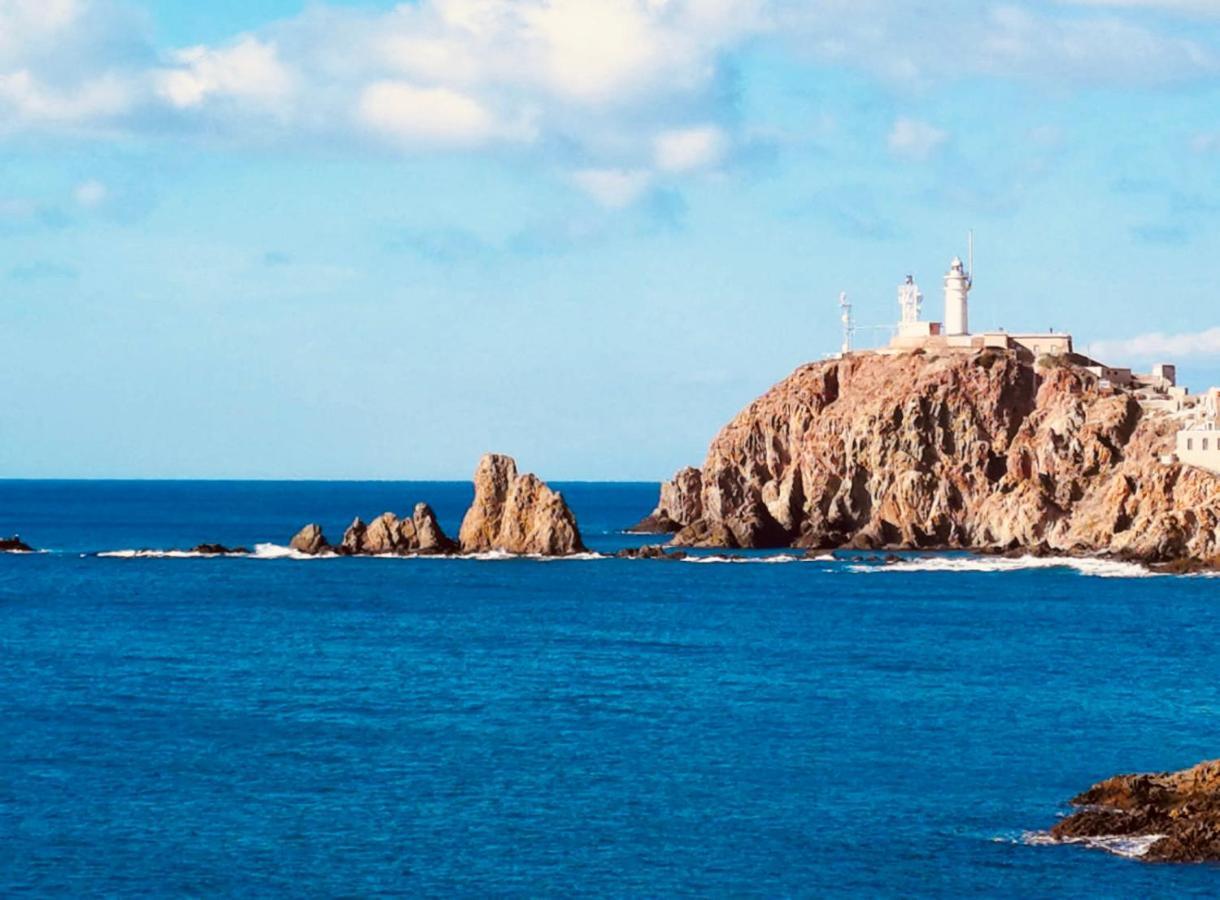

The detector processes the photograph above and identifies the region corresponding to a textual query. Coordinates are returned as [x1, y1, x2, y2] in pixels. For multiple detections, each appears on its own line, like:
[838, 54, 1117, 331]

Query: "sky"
[3, 0, 1220, 480]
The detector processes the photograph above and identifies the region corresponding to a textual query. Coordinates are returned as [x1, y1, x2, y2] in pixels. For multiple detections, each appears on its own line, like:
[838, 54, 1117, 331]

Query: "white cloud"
[571, 168, 653, 208]
[1091, 327, 1220, 361]
[73, 178, 107, 208]
[157, 37, 294, 110]
[654, 125, 726, 172]
[357, 80, 528, 146]
[887, 117, 948, 161]
[1061, 0, 1220, 16]
[0, 68, 132, 124]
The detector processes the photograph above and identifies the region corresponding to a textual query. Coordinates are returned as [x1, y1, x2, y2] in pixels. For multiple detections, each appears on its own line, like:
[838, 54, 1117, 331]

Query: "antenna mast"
[967, 229, 974, 287]
[839, 291, 854, 355]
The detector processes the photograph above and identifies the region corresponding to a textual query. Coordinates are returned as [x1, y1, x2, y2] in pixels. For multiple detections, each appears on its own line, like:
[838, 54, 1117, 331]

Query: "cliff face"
[651, 350, 1220, 561]
[459, 453, 586, 555]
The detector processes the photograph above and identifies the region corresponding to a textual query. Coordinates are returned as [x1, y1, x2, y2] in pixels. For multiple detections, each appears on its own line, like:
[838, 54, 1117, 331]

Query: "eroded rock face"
[1051, 760, 1220, 862]
[290, 523, 329, 555]
[337, 504, 457, 556]
[459, 453, 585, 555]
[631, 466, 703, 533]
[658, 351, 1220, 562]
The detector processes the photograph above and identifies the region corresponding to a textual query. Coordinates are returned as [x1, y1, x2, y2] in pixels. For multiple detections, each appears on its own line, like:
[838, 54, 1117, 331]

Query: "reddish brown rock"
[337, 504, 456, 556]
[1051, 760, 1220, 862]
[659, 350, 1220, 561]
[289, 523, 329, 555]
[459, 453, 585, 555]
[632, 466, 703, 532]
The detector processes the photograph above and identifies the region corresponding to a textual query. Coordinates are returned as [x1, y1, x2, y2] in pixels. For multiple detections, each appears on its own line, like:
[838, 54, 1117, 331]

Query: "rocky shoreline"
[1049, 760, 1220, 862]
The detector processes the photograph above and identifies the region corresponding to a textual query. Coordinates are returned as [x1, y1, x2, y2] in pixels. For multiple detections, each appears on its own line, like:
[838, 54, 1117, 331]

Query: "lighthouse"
[943, 254, 972, 336]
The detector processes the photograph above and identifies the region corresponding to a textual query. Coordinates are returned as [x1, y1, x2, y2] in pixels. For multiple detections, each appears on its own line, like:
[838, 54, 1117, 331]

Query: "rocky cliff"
[644, 350, 1220, 562]
[1051, 759, 1220, 862]
[459, 453, 585, 555]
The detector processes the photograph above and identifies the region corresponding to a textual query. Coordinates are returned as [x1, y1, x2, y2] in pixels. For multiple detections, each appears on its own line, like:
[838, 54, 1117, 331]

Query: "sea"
[2, 479, 1219, 897]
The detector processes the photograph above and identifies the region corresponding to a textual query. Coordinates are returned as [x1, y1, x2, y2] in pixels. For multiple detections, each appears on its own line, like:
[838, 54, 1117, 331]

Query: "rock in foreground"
[459, 454, 585, 555]
[0, 535, 34, 553]
[1051, 760, 1220, 862]
[650, 350, 1220, 562]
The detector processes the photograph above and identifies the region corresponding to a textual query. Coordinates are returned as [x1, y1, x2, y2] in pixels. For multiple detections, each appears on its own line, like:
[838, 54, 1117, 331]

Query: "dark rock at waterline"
[190, 543, 251, 555]
[615, 545, 687, 560]
[1050, 759, 1220, 862]
[0, 535, 34, 553]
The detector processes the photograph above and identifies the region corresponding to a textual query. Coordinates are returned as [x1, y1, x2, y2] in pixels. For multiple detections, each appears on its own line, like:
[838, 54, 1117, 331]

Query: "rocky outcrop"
[0, 535, 34, 553]
[459, 453, 585, 555]
[290, 523, 330, 555]
[340, 503, 457, 555]
[190, 543, 250, 555]
[631, 466, 703, 532]
[655, 350, 1220, 562]
[1050, 760, 1220, 862]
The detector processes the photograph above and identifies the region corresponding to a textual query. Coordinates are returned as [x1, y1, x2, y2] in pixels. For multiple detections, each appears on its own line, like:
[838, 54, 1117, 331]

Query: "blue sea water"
[2, 480, 1219, 897]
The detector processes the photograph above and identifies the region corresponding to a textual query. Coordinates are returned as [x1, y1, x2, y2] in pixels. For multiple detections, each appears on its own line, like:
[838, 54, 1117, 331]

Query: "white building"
[1177, 388, 1220, 474]
[888, 241, 1073, 359]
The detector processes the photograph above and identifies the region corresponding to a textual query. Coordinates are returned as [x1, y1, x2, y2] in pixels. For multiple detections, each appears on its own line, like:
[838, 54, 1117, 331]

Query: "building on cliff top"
[884, 241, 1074, 360]
[1174, 388, 1220, 474]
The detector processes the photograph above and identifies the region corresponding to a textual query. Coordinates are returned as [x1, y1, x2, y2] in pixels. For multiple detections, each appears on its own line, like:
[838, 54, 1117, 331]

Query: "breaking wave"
[98, 549, 250, 559]
[849, 555, 1157, 579]
[1021, 830, 1165, 859]
[679, 554, 832, 564]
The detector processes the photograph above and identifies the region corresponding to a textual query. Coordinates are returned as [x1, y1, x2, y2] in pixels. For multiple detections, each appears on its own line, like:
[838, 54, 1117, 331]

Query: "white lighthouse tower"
[943, 234, 973, 336]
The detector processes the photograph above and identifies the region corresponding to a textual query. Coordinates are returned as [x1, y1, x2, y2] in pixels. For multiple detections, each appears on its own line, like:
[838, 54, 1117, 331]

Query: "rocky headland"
[1050, 760, 1220, 862]
[289, 453, 585, 557]
[640, 350, 1220, 565]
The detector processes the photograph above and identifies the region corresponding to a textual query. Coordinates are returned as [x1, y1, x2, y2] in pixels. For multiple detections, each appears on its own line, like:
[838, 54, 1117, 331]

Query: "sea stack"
[647, 350, 1220, 564]
[459, 453, 585, 555]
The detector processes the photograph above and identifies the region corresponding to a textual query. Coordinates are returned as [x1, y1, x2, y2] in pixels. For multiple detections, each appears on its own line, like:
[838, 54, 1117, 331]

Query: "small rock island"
[290, 453, 585, 557]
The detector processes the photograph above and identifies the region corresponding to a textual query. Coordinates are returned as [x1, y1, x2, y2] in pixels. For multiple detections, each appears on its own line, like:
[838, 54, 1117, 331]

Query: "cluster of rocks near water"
[289, 453, 586, 557]
[1051, 759, 1220, 862]
[636, 350, 1220, 568]
[0, 535, 34, 552]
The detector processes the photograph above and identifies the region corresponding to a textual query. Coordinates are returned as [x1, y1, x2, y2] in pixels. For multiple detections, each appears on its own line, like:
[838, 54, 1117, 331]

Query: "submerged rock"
[1050, 760, 1220, 862]
[459, 453, 585, 556]
[615, 544, 686, 560]
[645, 350, 1220, 563]
[0, 535, 34, 553]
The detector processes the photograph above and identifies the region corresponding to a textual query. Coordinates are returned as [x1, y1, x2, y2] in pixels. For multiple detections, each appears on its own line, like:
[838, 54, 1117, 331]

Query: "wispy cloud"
[1092, 327, 1220, 360]
[887, 118, 948, 161]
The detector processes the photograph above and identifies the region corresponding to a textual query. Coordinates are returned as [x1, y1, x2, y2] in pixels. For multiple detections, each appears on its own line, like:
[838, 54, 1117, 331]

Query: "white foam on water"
[848, 554, 1157, 579]
[251, 543, 334, 560]
[98, 549, 248, 559]
[1021, 830, 1165, 859]
[678, 554, 829, 565]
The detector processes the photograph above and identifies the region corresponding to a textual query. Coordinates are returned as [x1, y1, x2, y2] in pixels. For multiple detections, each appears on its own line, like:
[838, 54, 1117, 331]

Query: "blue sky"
[3, 0, 1220, 479]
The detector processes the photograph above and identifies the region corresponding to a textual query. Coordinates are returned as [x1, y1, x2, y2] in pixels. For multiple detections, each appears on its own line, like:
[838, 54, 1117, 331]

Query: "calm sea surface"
[2, 480, 1219, 897]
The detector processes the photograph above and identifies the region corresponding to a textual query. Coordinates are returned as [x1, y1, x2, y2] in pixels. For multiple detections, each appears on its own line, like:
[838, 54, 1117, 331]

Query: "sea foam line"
[848, 554, 1157, 579]
[1020, 830, 1165, 859]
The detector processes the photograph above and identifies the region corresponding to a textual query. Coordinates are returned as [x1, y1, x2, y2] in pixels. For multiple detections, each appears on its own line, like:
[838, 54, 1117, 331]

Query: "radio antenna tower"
[839, 291, 854, 355]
